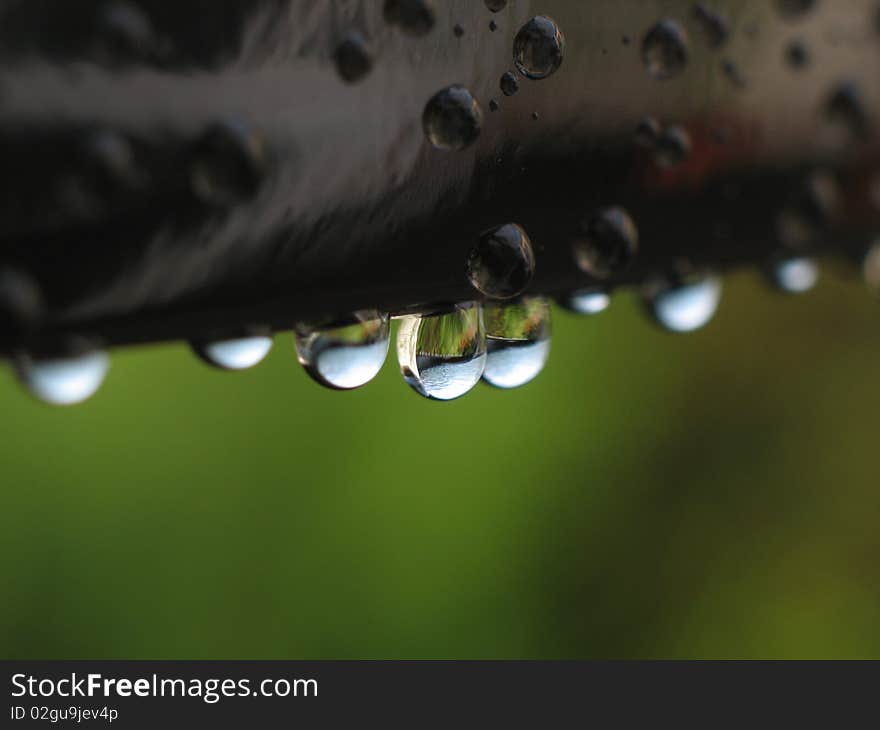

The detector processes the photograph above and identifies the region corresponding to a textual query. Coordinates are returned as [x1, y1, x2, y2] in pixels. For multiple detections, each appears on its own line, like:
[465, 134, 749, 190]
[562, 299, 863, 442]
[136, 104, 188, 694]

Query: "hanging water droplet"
[769, 257, 819, 293]
[383, 0, 435, 37]
[644, 273, 722, 333]
[422, 85, 483, 151]
[574, 207, 639, 278]
[191, 333, 273, 371]
[397, 305, 487, 401]
[295, 312, 390, 390]
[557, 288, 611, 316]
[654, 125, 692, 167]
[641, 20, 689, 80]
[14, 343, 110, 406]
[482, 298, 551, 389]
[634, 116, 662, 147]
[466, 223, 535, 299]
[191, 120, 267, 206]
[0, 269, 45, 338]
[692, 4, 729, 48]
[513, 16, 566, 80]
[334, 32, 372, 84]
[485, 0, 507, 11]
[775, 0, 817, 21]
[500, 71, 519, 96]
[785, 39, 809, 69]
[863, 240, 880, 294]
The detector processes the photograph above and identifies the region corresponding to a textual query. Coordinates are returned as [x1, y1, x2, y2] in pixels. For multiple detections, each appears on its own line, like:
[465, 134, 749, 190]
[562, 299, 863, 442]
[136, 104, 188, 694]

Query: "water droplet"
[531, 111, 540, 121]
[397, 305, 487, 401]
[191, 120, 267, 206]
[334, 32, 372, 84]
[485, 0, 507, 11]
[97, 1, 157, 65]
[453, 24, 465, 38]
[863, 240, 880, 294]
[489, 20, 498, 32]
[776, 173, 840, 249]
[720, 59, 747, 89]
[14, 343, 110, 406]
[622, 35, 632, 46]
[482, 298, 551, 389]
[769, 257, 819, 293]
[692, 3, 728, 48]
[574, 207, 639, 278]
[634, 116, 662, 147]
[513, 16, 565, 80]
[785, 39, 809, 69]
[422, 85, 483, 151]
[383, 0, 435, 37]
[775, 0, 816, 20]
[641, 20, 689, 79]
[0, 269, 45, 338]
[191, 333, 273, 371]
[295, 312, 389, 390]
[825, 82, 868, 140]
[500, 71, 519, 96]
[654, 125, 692, 167]
[489, 99, 500, 112]
[644, 273, 722, 333]
[466, 223, 535, 299]
[557, 288, 611, 316]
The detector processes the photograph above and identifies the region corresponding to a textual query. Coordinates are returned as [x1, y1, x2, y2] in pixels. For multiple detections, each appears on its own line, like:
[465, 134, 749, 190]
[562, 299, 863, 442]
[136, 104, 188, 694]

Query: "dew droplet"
[654, 125, 692, 167]
[641, 20, 689, 80]
[825, 82, 868, 140]
[775, 0, 817, 20]
[0, 269, 45, 338]
[14, 343, 110, 406]
[692, 3, 729, 48]
[334, 32, 372, 84]
[531, 111, 539, 120]
[453, 24, 465, 38]
[557, 288, 611, 316]
[295, 312, 389, 390]
[489, 99, 500, 112]
[489, 20, 498, 32]
[500, 71, 520, 96]
[574, 207, 639, 279]
[769, 257, 819, 293]
[397, 305, 487, 401]
[383, 0, 435, 37]
[482, 297, 551, 389]
[485, 0, 507, 11]
[785, 39, 809, 69]
[466, 223, 535, 299]
[191, 120, 267, 206]
[513, 16, 566, 80]
[644, 273, 722, 333]
[191, 333, 273, 371]
[422, 85, 483, 151]
[634, 116, 662, 147]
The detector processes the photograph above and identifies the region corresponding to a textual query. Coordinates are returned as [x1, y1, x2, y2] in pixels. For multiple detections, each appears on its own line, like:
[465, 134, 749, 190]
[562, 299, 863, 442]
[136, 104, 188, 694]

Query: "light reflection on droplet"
[482, 297, 551, 389]
[771, 257, 819, 294]
[645, 274, 722, 332]
[192, 335, 273, 371]
[558, 288, 611, 316]
[14, 348, 110, 405]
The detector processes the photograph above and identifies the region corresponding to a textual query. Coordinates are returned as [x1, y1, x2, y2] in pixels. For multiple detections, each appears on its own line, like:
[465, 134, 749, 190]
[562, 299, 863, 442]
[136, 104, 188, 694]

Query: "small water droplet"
[500, 71, 519, 96]
[692, 3, 729, 48]
[654, 125, 692, 167]
[785, 39, 809, 69]
[0, 269, 45, 338]
[485, 0, 507, 11]
[191, 333, 273, 370]
[383, 0, 435, 37]
[191, 120, 267, 206]
[776, 173, 840, 249]
[466, 223, 535, 299]
[825, 82, 868, 140]
[97, 1, 157, 65]
[863, 240, 880, 294]
[422, 85, 483, 151]
[513, 16, 566, 80]
[531, 111, 540, 120]
[622, 35, 632, 46]
[644, 273, 722, 333]
[634, 116, 662, 147]
[489, 99, 500, 112]
[557, 288, 611, 316]
[397, 305, 487, 401]
[14, 342, 110, 406]
[641, 20, 689, 79]
[295, 312, 389, 390]
[482, 298, 551, 389]
[574, 207, 639, 278]
[720, 59, 747, 89]
[453, 24, 465, 38]
[769, 257, 819, 293]
[334, 32, 372, 83]
[489, 20, 498, 32]
[775, 0, 817, 21]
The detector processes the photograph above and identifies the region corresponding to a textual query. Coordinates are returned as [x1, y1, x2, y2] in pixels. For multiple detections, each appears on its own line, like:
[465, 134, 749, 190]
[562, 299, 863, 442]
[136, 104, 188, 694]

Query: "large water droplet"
[770, 257, 819, 293]
[422, 85, 483, 151]
[574, 207, 639, 278]
[557, 288, 611, 316]
[466, 223, 535, 299]
[14, 345, 110, 406]
[191, 333, 273, 371]
[645, 273, 722, 333]
[191, 120, 267, 206]
[334, 32, 372, 84]
[397, 305, 487, 401]
[482, 298, 551, 389]
[500, 71, 520, 96]
[513, 16, 565, 80]
[295, 312, 390, 390]
[641, 20, 689, 80]
[383, 0, 435, 37]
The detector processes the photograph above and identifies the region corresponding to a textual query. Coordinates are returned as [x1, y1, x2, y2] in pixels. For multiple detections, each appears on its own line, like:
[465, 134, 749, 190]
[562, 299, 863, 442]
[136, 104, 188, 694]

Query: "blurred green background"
[1, 267, 879, 659]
